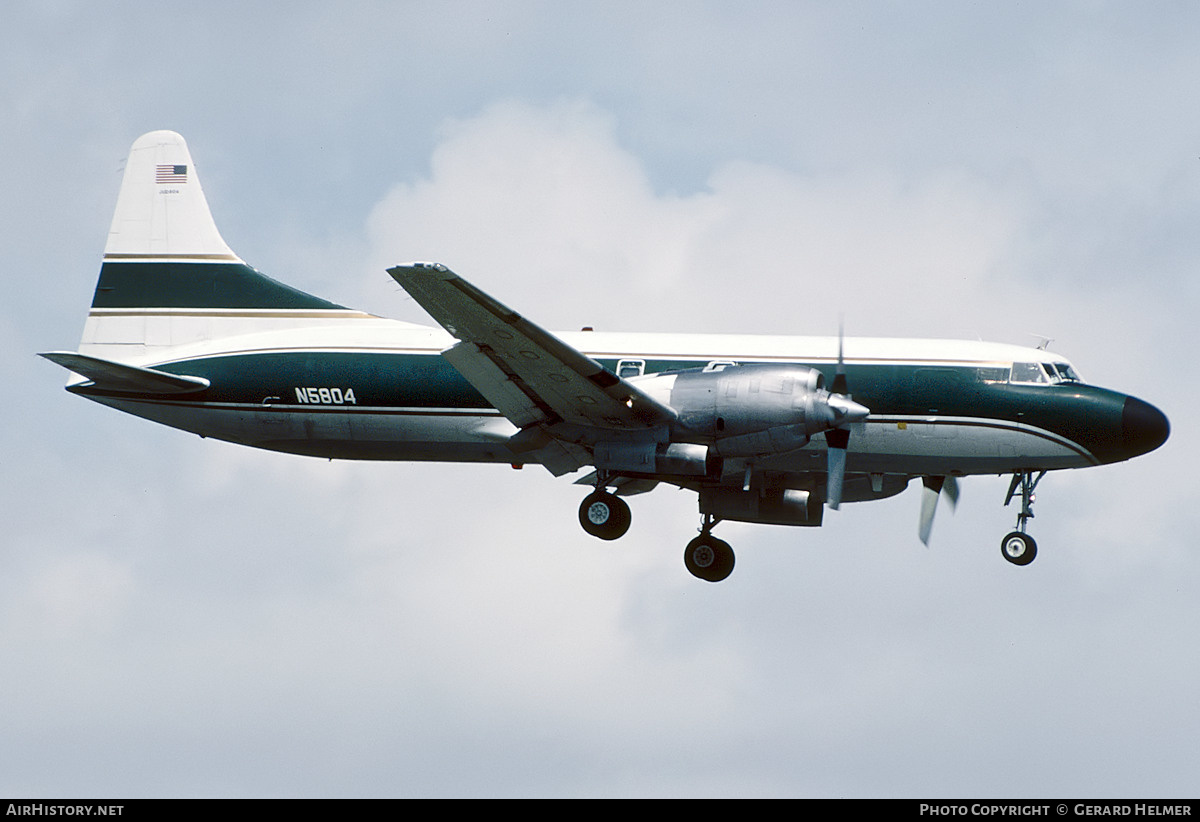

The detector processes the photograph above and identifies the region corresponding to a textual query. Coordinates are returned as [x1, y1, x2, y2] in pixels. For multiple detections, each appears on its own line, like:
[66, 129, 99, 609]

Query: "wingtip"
[38, 351, 77, 366]
[388, 261, 450, 274]
[388, 262, 457, 293]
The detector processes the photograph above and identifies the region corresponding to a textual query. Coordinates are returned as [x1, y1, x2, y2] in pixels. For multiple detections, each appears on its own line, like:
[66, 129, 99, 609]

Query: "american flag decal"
[155, 164, 188, 184]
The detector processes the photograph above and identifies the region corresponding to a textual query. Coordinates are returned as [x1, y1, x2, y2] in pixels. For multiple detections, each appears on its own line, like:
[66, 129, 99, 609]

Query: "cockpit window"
[977, 366, 1011, 383]
[1046, 362, 1082, 383]
[1010, 362, 1050, 384]
[1009, 361, 1083, 385]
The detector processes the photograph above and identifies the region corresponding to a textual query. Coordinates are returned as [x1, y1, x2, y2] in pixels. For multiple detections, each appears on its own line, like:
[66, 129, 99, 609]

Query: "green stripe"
[158, 352, 1126, 454]
[155, 351, 491, 409]
[71, 350, 1130, 462]
[92, 261, 347, 310]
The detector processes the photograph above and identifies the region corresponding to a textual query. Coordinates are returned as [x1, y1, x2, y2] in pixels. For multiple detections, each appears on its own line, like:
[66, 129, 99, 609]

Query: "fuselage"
[70, 313, 1169, 487]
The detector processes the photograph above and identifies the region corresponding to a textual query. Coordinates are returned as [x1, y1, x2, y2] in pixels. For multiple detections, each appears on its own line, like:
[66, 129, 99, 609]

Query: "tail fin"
[78, 131, 352, 360]
[104, 130, 238, 261]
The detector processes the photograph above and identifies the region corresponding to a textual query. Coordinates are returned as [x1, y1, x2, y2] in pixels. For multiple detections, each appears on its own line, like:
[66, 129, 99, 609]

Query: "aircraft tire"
[684, 535, 735, 582]
[579, 491, 631, 540]
[1001, 531, 1037, 566]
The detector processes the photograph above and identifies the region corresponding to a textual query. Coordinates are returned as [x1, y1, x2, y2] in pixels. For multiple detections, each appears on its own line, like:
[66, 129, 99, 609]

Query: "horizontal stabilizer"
[40, 352, 210, 395]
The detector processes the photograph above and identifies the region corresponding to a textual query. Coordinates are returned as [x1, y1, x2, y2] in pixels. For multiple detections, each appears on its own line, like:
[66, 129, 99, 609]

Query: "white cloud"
[363, 99, 722, 324]
[363, 99, 1035, 344]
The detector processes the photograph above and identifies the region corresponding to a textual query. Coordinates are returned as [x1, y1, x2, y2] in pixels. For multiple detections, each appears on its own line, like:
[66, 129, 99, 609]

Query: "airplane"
[42, 131, 1170, 581]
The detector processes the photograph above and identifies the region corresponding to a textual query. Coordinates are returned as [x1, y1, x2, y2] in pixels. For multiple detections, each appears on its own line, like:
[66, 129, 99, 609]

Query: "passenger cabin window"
[616, 359, 645, 378]
[1010, 362, 1050, 385]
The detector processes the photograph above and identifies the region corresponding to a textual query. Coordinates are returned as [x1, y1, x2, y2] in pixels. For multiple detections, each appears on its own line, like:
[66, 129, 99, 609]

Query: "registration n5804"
[294, 387, 357, 405]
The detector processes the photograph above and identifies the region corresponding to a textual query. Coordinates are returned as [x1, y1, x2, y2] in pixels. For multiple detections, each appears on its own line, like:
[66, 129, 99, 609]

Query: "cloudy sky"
[3, 0, 1198, 798]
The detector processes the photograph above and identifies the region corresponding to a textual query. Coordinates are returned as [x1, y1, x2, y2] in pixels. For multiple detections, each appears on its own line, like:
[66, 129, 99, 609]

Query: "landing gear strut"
[684, 515, 735, 582]
[1001, 470, 1045, 566]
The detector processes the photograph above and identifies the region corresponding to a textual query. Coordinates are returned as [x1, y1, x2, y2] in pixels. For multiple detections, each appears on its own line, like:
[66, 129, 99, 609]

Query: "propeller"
[918, 475, 960, 545]
[825, 323, 868, 510]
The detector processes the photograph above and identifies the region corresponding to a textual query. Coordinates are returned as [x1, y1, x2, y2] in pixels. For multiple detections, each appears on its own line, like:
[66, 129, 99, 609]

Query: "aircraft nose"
[1122, 396, 1170, 457]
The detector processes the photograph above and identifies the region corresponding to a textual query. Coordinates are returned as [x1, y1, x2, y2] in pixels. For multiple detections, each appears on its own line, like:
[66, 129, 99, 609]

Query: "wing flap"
[441, 341, 557, 429]
[573, 471, 660, 496]
[40, 351, 210, 395]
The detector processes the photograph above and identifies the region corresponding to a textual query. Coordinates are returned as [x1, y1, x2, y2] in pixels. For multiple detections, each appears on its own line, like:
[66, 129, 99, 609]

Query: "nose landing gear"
[1001, 470, 1045, 566]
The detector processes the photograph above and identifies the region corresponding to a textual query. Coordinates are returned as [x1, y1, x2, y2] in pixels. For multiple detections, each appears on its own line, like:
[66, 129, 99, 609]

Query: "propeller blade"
[831, 319, 848, 396]
[918, 476, 960, 545]
[942, 475, 960, 510]
[824, 323, 867, 511]
[826, 440, 847, 510]
[918, 476, 943, 545]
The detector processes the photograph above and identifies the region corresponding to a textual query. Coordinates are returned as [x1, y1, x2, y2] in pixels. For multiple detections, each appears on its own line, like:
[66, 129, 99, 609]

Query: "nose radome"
[1122, 397, 1170, 457]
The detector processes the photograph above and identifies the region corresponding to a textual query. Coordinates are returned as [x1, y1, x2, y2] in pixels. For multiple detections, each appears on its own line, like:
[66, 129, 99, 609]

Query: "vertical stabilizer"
[105, 130, 238, 260]
[75, 131, 355, 363]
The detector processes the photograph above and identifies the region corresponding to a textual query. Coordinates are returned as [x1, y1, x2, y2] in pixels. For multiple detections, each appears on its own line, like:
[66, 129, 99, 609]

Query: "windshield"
[1010, 361, 1083, 385]
[1010, 362, 1050, 384]
[1046, 362, 1082, 383]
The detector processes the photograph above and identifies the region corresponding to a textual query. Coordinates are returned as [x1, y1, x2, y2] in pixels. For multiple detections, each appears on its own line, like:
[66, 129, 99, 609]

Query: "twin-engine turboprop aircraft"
[43, 131, 1170, 581]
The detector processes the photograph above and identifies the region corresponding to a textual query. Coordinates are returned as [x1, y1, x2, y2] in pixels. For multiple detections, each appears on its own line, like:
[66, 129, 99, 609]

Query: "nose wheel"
[1001, 531, 1037, 566]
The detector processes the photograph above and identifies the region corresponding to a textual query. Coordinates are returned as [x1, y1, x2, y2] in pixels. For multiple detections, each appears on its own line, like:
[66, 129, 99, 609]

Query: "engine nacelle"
[592, 440, 721, 477]
[657, 364, 854, 456]
[699, 487, 824, 527]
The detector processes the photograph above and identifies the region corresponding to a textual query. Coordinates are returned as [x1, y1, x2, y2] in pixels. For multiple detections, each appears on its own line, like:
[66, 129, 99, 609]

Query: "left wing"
[388, 263, 677, 474]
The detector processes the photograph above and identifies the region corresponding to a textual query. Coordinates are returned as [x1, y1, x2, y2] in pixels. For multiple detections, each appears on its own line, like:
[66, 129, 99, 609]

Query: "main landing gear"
[578, 482, 735, 581]
[684, 515, 735, 582]
[1001, 470, 1045, 566]
[578, 489, 631, 541]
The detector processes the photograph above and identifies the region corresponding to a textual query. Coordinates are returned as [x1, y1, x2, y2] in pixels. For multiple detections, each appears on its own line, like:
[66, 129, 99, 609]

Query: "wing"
[389, 263, 677, 475]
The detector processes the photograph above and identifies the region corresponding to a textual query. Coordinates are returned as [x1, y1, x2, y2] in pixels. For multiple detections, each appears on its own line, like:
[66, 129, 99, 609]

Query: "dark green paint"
[152, 351, 492, 410]
[92, 262, 347, 310]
